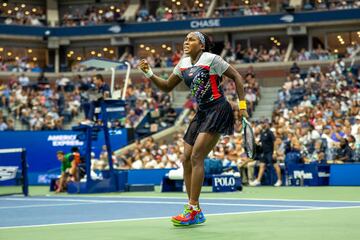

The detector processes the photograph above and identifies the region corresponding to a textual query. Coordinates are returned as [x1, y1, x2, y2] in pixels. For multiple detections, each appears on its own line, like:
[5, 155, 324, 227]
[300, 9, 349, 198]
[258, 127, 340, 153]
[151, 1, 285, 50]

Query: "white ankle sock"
[189, 204, 199, 210]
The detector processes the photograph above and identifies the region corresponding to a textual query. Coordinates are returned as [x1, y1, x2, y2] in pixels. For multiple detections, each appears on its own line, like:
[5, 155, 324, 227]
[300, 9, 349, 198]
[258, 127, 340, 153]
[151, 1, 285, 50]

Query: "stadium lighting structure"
[28, 49, 32, 53]
[14, 7, 19, 11]
[103, 47, 108, 52]
[33, 57, 37, 61]
[0, 48, 4, 52]
[2, 3, 7, 7]
[21, 4, 26, 8]
[140, 44, 145, 48]
[91, 51, 96, 55]
[162, 44, 167, 48]
[109, 50, 114, 54]
[110, 6, 115, 10]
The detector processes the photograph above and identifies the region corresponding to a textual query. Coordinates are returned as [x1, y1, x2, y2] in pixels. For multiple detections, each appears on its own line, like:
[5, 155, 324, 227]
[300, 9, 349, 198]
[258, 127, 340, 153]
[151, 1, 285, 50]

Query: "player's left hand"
[239, 109, 249, 119]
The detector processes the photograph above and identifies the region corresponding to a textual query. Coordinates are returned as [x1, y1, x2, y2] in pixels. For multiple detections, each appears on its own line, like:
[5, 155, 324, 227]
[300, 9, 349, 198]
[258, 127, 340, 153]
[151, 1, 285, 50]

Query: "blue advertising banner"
[287, 164, 330, 186]
[212, 175, 241, 192]
[0, 9, 358, 37]
[0, 129, 128, 185]
[329, 164, 360, 186]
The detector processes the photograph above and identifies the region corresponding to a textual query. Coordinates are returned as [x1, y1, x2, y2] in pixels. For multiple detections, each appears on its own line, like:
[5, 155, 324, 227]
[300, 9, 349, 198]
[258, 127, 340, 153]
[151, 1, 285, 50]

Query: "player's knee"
[190, 152, 204, 167]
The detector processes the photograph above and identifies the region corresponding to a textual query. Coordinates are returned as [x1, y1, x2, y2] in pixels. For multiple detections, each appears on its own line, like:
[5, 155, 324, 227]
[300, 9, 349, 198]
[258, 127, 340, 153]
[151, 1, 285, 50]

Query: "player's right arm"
[139, 59, 182, 92]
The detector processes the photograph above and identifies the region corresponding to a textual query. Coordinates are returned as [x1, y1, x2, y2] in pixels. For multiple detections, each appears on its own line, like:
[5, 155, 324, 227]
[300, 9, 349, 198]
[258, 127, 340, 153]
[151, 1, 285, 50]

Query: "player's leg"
[172, 118, 198, 225]
[189, 132, 220, 206]
[182, 142, 193, 199]
[172, 132, 220, 226]
[181, 117, 199, 199]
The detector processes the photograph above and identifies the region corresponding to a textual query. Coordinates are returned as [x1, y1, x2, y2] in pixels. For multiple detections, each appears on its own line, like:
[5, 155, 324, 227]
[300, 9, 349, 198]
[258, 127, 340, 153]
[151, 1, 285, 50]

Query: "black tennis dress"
[173, 52, 235, 146]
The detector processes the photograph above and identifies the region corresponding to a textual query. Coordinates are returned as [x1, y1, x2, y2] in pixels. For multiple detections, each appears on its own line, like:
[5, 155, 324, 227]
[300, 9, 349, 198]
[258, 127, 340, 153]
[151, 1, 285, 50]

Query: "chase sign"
[190, 19, 221, 29]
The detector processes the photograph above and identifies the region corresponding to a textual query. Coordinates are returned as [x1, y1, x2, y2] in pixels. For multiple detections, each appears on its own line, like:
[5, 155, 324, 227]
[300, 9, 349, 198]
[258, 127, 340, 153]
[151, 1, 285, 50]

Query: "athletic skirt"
[183, 97, 235, 146]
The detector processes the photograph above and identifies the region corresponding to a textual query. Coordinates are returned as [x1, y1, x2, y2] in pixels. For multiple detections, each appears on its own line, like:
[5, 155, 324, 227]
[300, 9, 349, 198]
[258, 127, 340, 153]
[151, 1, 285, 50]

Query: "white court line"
[1, 205, 360, 230]
[0, 197, 319, 209]
[0, 202, 95, 210]
[38, 195, 360, 203]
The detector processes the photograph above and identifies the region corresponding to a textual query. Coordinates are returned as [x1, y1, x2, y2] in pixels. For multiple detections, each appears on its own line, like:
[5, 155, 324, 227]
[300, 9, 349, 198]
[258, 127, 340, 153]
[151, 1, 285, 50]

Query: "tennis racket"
[242, 117, 255, 159]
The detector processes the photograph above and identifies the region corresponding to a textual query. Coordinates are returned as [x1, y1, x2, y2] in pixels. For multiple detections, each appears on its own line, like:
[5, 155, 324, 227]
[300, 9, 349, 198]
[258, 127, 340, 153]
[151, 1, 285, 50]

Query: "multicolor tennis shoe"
[171, 204, 206, 226]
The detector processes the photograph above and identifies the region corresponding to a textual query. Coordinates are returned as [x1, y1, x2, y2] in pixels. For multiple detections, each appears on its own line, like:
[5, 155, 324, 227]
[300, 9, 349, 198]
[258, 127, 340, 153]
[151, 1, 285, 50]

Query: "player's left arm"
[223, 65, 248, 118]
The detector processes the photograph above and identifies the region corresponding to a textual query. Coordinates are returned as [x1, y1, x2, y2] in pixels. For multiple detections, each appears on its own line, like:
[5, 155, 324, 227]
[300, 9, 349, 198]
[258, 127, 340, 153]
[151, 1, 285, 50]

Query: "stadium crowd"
[292, 43, 360, 62]
[223, 43, 286, 64]
[61, 3, 127, 26]
[0, 58, 42, 73]
[0, 73, 173, 131]
[0, 3, 46, 26]
[1, 0, 359, 27]
[213, 0, 271, 18]
[303, 0, 360, 11]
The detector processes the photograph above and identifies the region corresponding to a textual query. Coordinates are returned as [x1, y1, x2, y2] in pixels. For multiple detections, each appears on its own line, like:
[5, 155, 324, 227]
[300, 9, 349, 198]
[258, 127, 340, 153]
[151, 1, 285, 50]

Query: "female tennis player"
[139, 31, 248, 226]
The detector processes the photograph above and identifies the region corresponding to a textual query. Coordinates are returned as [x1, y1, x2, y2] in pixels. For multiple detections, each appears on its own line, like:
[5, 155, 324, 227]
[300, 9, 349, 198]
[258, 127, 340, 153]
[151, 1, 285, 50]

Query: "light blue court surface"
[1, 195, 360, 229]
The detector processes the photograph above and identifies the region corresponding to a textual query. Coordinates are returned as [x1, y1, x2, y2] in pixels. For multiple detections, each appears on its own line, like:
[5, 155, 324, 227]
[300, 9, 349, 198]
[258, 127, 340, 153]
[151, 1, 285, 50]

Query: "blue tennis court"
[1, 195, 360, 229]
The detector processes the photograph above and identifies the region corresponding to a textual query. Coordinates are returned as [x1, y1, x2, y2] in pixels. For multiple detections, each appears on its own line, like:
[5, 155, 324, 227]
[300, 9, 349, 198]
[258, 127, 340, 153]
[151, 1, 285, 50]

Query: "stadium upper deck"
[0, 0, 358, 75]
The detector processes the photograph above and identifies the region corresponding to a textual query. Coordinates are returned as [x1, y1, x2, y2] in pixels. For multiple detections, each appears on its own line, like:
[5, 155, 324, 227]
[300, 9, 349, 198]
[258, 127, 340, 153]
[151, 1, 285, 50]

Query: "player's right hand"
[139, 59, 150, 73]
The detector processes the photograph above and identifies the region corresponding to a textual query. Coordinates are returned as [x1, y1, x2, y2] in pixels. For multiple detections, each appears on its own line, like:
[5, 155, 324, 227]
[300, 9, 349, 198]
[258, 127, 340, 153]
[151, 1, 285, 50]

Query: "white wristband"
[144, 68, 153, 78]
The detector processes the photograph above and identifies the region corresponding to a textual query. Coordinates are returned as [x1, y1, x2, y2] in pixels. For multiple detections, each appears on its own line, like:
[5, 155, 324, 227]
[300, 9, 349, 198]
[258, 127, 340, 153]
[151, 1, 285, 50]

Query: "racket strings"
[244, 125, 255, 158]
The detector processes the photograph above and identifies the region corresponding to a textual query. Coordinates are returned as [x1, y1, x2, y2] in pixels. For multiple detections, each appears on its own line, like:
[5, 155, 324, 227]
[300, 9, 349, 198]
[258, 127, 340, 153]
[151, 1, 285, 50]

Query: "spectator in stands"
[0, 115, 7, 131]
[18, 73, 30, 87]
[250, 120, 282, 187]
[303, 139, 325, 164]
[329, 138, 353, 164]
[290, 62, 300, 75]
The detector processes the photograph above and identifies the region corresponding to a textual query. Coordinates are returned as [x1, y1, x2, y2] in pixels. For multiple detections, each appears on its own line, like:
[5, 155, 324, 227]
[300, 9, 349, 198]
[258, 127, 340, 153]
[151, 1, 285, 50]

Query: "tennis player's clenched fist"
[139, 59, 153, 78]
